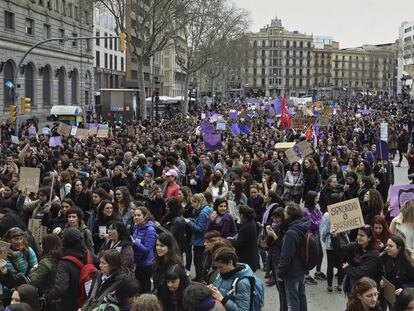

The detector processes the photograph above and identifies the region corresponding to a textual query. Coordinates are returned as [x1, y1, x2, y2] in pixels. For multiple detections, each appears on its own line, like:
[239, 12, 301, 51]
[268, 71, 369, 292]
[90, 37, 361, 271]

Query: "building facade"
[398, 21, 414, 97]
[242, 17, 314, 97]
[0, 0, 94, 120]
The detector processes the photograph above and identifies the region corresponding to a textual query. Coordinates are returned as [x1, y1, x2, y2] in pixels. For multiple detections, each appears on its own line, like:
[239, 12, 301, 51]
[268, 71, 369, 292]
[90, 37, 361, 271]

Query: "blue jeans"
[284, 275, 307, 311]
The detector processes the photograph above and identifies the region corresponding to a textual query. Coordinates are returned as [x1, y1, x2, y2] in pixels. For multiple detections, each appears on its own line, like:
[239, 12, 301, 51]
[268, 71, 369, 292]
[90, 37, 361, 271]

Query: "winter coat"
[92, 214, 122, 253]
[302, 170, 321, 198]
[213, 264, 255, 311]
[283, 171, 303, 197]
[277, 217, 310, 279]
[390, 214, 414, 251]
[83, 271, 125, 311]
[99, 238, 135, 276]
[5, 247, 38, 275]
[62, 222, 94, 251]
[381, 253, 414, 290]
[163, 216, 186, 252]
[28, 256, 59, 296]
[132, 220, 157, 267]
[319, 186, 335, 214]
[231, 219, 259, 272]
[188, 205, 213, 247]
[66, 191, 92, 215]
[207, 212, 237, 238]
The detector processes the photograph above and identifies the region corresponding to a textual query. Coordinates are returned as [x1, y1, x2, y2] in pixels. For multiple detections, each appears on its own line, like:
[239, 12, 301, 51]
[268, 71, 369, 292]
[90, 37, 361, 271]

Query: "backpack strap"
[228, 276, 255, 311]
[63, 255, 85, 269]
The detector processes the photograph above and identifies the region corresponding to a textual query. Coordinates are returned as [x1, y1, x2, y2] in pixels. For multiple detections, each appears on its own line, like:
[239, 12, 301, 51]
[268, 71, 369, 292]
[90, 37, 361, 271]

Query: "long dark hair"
[394, 288, 414, 311]
[388, 235, 414, 266]
[358, 225, 379, 251]
[304, 191, 318, 211]
[41, 234, 62, 261]
[153, 232, 182, 270]
[157, 264, 189, 310]
[13, 284, 40, 311]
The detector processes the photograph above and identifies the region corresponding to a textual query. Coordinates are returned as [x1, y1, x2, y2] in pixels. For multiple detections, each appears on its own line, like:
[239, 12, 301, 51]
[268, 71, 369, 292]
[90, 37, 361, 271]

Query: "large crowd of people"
[0, 97, 413, 311]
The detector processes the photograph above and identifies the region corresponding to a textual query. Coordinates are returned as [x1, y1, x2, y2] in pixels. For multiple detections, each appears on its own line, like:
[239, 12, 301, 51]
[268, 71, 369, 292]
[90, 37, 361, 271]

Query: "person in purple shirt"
[303, 190, 325, 285]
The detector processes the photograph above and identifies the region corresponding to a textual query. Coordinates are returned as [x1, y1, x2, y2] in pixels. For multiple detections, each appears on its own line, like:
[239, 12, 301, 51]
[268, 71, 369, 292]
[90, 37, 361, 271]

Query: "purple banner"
[203, 133, 223, 151]
[389, 184, 414, 217]
[375, 138, 389, 161]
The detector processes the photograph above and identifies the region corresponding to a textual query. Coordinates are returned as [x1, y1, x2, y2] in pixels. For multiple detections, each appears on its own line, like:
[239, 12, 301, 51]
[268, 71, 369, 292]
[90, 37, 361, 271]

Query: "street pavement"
[259, 158, 409, 311]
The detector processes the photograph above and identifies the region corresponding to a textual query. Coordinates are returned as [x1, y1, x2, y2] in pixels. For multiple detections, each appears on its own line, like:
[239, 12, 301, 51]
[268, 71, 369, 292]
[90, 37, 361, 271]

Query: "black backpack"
[299, 230, 319, 271]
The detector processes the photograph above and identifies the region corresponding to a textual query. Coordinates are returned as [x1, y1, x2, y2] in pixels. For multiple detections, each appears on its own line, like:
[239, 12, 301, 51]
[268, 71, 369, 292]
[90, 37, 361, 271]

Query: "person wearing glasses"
[331, 225, 381, 297]
[345, 277, 381, 311]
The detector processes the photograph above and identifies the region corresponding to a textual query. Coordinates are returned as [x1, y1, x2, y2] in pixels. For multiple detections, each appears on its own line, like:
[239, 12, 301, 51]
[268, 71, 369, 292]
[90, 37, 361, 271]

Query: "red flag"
[280, 95, 291, 128]
[305, 125, 313, 140]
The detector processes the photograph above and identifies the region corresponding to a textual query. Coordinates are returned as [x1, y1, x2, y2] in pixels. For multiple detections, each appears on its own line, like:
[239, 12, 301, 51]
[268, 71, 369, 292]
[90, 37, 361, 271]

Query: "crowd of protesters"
[0, 96, 413, 311]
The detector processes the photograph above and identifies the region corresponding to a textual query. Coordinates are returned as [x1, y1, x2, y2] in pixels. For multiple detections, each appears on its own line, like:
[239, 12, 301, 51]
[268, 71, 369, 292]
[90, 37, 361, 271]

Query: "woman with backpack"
[82, 250, 126, 311]
[47, 227, 97, 311]
[132, 206, 157, 293]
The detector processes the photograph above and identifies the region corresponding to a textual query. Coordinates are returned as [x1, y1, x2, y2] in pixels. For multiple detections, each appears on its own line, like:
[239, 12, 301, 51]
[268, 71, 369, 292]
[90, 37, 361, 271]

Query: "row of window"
[32, 0, 88, 23]
[5, 11, 82, 48]
[95, 51, 124, 71]
[253, 40, 312, 48]
[95, 31, 121, 51]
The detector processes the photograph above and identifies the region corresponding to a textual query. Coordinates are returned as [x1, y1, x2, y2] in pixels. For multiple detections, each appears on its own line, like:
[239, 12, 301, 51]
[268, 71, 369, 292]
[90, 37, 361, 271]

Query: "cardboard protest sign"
[0, 241, 10, 259]
[389, 184, 414, 217]
[88, 127, 98, 136]
[274, 142, 296, 151]
[216, 122, 226, 131]
[18, 167, 40, 193]
[291, 118, 306, 129]
[127, 125, 136, 137]
[96, 128, 109, 138]
[28, 218, 48, 241]
[11, 136, 20, 144]
[323, 105, 332, 115]
[285, 147, 300, 163]
[284, 141, 314, 163]
[382, 277, 396, 305]
[75, 128, 88, 140]
[18, 143, 30, 161]
[57, 123, 71, 137]
[327, 198, 364, 234]
[381, 122, 388, 142]
[318, 117, 330, 127]
[70, 126, 78, 136]
[49, 136, 63, 147]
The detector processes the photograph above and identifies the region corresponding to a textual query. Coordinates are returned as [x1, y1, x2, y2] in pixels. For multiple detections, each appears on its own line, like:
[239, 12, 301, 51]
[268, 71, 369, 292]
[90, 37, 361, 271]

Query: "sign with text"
[18, 167, 40, 193]
[127, 125, 136, 137]
[318, 117, 331, 127]
[96, 128, 109, 138]
[381, 122, 388, 142]
[28, 219, 48, 242]
[274, 142, 296, 151]
[57, 123, 71, 137]
[327, 198, 364, 234]
[88, 127, 98, 136]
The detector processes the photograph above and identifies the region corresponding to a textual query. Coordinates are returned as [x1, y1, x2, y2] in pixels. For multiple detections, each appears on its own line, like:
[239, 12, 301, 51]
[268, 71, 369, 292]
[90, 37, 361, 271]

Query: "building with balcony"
[398, 20, 414, 96]
[0, 0, 94, 120]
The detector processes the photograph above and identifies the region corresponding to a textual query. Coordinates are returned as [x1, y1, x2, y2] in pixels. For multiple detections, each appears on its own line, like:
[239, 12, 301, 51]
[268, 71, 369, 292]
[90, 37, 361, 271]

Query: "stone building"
[0, 0, 94, 121]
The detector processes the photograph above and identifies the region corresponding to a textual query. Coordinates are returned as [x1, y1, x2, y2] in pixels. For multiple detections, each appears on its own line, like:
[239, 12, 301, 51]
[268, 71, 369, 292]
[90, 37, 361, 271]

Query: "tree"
[175, 0, 250, 113]
[97, 0, 192, 119]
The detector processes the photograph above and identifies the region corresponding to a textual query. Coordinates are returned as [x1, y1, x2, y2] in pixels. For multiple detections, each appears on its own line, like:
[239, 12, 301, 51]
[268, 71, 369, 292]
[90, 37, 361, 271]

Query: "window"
[96, 31, 100, 45]
[54, 0, 59, 12]
[121, 57, 124, 71]
[74, 6, 79, 21]
[42, 66, 51, 106]
[114, 56, 117, 70]
[61, 0, 66, 15]
[5, 11, 15, 30]
[96, 51, 100, 67]
[405, 27, 412, 33]
[43, 24, 51, 39]
[104, 32, 108, 48]
[114, 38, 118, 51]
[109, 35, 113, 49]
[109, 55, 113, 69]
[72, 33, 77, 47]
[68, 3, 73, 17]
[26, 18, 34, 35]
[46, 0, 52, 10]
[39, 0, 44, 6]
[104, 53, 108, 68]
[58, 28, 64, 44]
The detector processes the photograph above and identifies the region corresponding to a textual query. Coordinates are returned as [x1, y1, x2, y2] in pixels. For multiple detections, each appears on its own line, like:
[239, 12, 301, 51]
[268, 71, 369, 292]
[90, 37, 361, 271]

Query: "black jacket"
[381, 254, 414, 289]
[231, 219, 259, 272]
[163, 216, 186, 253]
[277, 217, 310, 279]
[302, 170, 321, 198]
[66, 191, 92, 215]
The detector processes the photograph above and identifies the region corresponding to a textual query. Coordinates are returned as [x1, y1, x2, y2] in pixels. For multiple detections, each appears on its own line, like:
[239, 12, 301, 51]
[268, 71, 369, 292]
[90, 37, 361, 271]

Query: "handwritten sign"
[28, 219, 48, 242]
[18, 167, 40, 193]
[0, 241, 10, 259]
[381, 122, 388, 142]
[274, 142, 296, 151]
[127, 125, 136, 137]
[327, 198, 364, 234]
[88, 127, 98, 136]
[75, 128, 88, 140]
[57, 123, 71, 137]
[97, 128, 109, 138]
[18, 143, 30, 161]
[318, 117, 330, 127]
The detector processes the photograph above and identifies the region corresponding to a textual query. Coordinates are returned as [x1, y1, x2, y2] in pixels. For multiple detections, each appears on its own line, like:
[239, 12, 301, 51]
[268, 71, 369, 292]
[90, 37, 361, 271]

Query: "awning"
[50, 105, 83, 116]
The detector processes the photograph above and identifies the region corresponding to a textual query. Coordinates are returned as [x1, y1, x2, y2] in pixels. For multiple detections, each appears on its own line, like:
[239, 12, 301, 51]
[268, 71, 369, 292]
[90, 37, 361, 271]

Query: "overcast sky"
[236, 0, 414, 48]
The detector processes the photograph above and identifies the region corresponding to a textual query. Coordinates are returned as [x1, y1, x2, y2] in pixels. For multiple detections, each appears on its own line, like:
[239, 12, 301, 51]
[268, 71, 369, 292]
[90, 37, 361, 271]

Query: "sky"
[236, 0, 414, 48]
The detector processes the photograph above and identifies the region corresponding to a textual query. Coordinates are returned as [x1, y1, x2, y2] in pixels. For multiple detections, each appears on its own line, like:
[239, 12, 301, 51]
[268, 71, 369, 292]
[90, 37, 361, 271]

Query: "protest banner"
[97, 128, 109, 138]
[70, 126, 78, 136]
[127, 125, 136, 137]
[274, 142, 296, 151]
[327, 198, 364, 234]
[28, 218, 48, 241]
[381, 122, 388, 142]
[382, 277, 396, 304]
[88, 127, 98, 136]
[375, 138, 389, 161]
[75, 128, 88, 140]
[18, 167, 40, 193]
[57, 122, 71, 137]
[284, 140, 314, 163]
[0, 241, 10, 259]
[389, 184, 414, 217]
[49, 136, 63, 147]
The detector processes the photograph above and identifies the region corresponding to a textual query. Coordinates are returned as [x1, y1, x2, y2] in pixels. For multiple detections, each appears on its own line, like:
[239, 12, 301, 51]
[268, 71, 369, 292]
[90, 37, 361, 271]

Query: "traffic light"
[119, 32, 126, 52]
[21, 97, 31, 114]
[8, 105, 17, 124]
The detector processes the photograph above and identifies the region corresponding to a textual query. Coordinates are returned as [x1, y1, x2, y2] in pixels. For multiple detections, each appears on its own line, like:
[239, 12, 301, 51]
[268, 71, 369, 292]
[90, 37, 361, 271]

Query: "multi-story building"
[0, 0, 94, 120]
[93, 5, 126, 102]
[162, 37, 186, 98]
[398, 21, 414, 96]
[242, 17, 314, 97]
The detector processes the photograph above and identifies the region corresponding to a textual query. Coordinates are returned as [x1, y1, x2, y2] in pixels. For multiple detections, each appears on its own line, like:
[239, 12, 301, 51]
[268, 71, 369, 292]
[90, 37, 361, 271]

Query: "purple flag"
[49, 136, 62, 147]
[361, 109, 370, 115]
[239, 124, 251, 135]
[247, 112, 255, 118]
[200, 120, 214, 134]
[266, 118, 275, 124]
[203, 133, 223, 151]
[389, 184, 414, 217]
[231, 123, 240, 136]
[375, 138, 389, 160]
[312, 108, 320, 116]
[229, 111, 238, 120]
[273, 99, 282, 115]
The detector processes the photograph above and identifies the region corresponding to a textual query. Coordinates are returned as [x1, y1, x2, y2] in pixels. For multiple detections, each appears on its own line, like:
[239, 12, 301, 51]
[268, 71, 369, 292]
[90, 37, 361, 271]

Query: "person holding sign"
[22, 187, 61, 220]
[331, 224, 381, 297]
[380, 235, 414, 310]
[345, 277, 381, 311]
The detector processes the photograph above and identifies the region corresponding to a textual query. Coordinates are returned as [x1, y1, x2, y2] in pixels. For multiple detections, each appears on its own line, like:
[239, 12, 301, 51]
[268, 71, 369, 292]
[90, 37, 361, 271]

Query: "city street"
[259, 158, 409, 311]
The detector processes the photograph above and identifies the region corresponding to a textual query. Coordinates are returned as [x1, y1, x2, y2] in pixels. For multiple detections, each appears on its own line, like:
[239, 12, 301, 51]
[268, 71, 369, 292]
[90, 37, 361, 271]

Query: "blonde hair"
[401, 200, 414, 224]
[190, 193, 207, 208]
[132, 294, 162, 311]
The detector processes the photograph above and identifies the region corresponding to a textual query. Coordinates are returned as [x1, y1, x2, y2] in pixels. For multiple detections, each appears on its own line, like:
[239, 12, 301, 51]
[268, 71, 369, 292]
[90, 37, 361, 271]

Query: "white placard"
[380, 122, 388, 142]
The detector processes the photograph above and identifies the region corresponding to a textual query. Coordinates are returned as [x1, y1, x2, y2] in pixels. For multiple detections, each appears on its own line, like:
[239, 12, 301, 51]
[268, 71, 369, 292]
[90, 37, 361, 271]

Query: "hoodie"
[132, 220, 157, 267]
[277, 217, 310, 279]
